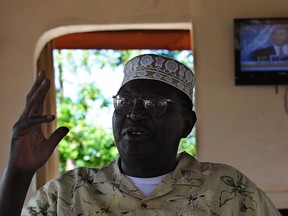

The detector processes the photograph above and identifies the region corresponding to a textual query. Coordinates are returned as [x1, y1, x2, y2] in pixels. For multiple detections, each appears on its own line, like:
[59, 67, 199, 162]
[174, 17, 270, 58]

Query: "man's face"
[271, 27, 288, 46]
[112, 79, 194, 170]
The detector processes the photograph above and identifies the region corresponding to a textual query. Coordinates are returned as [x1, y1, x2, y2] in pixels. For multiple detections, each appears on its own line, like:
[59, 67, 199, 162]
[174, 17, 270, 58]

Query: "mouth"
[122, 127, 150, 142]
[130, 131, 144, 135]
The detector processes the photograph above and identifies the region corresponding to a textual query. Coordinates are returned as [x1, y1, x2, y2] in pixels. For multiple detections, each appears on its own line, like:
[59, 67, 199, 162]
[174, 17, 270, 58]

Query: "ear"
[181, 111, 197, 138]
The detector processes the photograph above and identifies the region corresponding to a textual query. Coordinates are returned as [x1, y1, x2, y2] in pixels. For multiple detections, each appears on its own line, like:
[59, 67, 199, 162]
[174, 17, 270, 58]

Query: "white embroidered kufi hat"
[121, 54, 195, 100]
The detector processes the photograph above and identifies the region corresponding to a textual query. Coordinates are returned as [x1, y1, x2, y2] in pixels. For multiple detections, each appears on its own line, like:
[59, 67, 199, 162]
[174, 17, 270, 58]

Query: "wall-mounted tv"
[234, 18, 288, 85]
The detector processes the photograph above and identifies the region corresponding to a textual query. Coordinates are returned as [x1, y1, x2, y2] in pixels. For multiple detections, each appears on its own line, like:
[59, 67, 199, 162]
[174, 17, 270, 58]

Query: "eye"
[146, 96, 167, 107]
[119, 97, 129, 105]
[144, 100, 153, 106]
[148, 100, 165, 108]
[144, 97, 168, 116]
[113, 95, 135, 115]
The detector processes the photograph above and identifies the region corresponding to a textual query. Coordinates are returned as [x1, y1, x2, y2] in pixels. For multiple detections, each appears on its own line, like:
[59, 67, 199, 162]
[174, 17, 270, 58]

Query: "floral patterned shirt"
[22, 152, 281, 216]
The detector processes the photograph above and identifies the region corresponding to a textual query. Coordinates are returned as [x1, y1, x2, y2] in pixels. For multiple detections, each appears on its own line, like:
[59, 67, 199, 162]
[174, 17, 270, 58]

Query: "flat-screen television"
[234, 18, 288, 85]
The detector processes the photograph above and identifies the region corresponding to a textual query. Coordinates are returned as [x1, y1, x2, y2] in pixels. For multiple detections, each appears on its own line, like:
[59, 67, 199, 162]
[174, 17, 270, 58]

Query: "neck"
[119, 157, 177, 178]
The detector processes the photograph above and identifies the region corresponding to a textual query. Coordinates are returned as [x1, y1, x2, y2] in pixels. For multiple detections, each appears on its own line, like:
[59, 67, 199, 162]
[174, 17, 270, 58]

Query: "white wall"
[0, 0, 287, 208]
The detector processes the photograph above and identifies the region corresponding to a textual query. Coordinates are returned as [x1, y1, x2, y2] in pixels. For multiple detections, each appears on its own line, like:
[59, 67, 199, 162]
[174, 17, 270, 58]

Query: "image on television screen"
[240, 23, 288, 71]
[234, 18, 288, 85]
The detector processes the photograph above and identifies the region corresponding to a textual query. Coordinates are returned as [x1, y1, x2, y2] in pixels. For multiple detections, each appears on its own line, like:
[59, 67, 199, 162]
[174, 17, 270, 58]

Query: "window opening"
[53, 31, 195, 173]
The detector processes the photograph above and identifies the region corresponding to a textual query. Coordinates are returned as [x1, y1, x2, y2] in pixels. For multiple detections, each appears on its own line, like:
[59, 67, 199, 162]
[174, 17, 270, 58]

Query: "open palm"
[8, 71, 68, 174]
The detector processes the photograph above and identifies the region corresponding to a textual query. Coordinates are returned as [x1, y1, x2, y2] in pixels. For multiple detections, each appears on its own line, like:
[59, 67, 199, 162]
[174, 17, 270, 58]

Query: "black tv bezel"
[234, 17, 288, 86]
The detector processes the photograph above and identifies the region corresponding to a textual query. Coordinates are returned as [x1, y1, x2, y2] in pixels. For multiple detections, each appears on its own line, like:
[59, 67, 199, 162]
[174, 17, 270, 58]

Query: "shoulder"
[22, 162, 117, 215]
[51, 162, 116, 186]
[177, 152, 253, 188]
[198, 161, 280, 215]
[36, 161, 116, 195]
[200, 161, 245, 177]
[256, 46, 275, 52]
[49, 167, 99, 185]
[253, 46, 275, 57]
[178, 152, 245, 180]
[199, 161, 258, 190]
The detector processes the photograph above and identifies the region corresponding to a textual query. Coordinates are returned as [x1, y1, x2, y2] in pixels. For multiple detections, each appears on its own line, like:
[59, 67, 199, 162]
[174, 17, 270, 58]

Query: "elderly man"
[0, 54, 281, 215]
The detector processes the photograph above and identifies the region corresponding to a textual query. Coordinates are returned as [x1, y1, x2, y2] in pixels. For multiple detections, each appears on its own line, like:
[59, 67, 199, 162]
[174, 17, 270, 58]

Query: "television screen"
[234, 18, 288, 85]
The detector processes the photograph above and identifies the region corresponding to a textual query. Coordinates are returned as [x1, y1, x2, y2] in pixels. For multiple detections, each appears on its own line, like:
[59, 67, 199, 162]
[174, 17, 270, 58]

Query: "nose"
[127, 99, 149, 121]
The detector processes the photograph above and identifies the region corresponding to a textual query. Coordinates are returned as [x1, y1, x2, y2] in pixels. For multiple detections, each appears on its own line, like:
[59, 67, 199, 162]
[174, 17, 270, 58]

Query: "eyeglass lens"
[113, 95, 169, 116]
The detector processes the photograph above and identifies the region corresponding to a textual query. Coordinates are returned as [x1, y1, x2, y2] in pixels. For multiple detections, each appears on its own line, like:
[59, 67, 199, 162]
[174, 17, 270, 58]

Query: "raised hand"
[0, 71, 69, 215]
[8, 71, 69, 174]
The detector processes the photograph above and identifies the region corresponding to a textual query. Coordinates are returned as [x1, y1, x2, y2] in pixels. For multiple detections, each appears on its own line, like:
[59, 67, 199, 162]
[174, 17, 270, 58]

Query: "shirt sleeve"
[252, 188, 282, 216]
[21, 182, 58, 216]
[206, 162, 282, 216]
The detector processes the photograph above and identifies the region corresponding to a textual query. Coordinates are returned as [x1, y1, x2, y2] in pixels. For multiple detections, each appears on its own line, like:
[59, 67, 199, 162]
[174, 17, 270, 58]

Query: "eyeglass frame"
[112, 94, 182, 117]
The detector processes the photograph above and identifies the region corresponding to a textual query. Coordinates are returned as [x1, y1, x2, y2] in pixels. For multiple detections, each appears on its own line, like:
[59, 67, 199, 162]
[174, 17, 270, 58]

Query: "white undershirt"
[126, 174, 168, 197]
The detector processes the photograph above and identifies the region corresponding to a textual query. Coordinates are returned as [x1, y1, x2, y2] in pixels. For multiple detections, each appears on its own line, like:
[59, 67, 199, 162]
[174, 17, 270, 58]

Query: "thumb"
[47, 127, 69, 150]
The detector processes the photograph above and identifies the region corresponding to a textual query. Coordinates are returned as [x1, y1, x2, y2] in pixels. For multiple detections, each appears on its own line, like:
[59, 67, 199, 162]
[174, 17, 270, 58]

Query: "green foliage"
[178, 129, 196, 156]
[56, 84, 118, 173]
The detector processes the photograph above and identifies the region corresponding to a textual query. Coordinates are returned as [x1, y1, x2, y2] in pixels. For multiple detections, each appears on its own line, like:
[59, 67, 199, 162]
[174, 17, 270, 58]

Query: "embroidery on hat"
[121, 54, 195, 100]
[141, 55, 153, 66]
[156, 56, 164, 68]
[165, 60, 178, 73]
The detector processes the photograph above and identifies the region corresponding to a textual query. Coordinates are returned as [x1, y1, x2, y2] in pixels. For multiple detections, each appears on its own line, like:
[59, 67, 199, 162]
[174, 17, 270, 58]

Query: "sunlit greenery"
[53, 49, 195, 173]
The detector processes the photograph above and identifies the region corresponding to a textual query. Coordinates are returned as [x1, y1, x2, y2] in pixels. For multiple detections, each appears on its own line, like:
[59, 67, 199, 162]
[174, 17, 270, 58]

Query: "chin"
[118, 140, 156, 159]
[124, 156, 157, 169]
[124, 149, 154, 161]
[120, 149, 157, 167]
[126, 153, 152, 161]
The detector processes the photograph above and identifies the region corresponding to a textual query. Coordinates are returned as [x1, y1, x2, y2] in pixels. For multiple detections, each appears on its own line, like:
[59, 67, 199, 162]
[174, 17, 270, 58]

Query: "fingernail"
[46, 115, 55, 120]
[38, 71, 44, 77]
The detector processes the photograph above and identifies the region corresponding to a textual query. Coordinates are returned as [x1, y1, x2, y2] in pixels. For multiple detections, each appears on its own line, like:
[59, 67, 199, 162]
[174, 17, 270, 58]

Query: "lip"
[121, 126, 151, 142]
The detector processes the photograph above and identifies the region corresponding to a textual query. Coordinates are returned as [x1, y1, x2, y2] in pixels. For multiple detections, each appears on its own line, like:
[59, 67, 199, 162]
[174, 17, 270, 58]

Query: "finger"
[29, 79, 51, 114]
[21, 79, 51, 119]
[13, 115, 55, 136]
[22, 71, 49, 118]
[47, 127, 69, 150]
[34, 103, 44, 116]
[26, 71, 46, 102]
[29, 79, 50, 116]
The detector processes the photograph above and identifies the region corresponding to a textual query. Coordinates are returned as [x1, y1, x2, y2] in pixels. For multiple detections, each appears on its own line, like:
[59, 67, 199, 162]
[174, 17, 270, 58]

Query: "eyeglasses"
[112, 95, 179, 116]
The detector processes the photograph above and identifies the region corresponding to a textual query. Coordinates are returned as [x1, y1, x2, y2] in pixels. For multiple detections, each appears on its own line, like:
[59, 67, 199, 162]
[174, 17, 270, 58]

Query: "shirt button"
[140, 203, 147, 208]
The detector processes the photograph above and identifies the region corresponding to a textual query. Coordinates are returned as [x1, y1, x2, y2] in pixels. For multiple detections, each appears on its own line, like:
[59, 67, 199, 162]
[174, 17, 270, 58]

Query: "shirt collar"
[113, 152, 202, 186]
[273, 44, 288, 54]
[165, 151, 202, 186]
